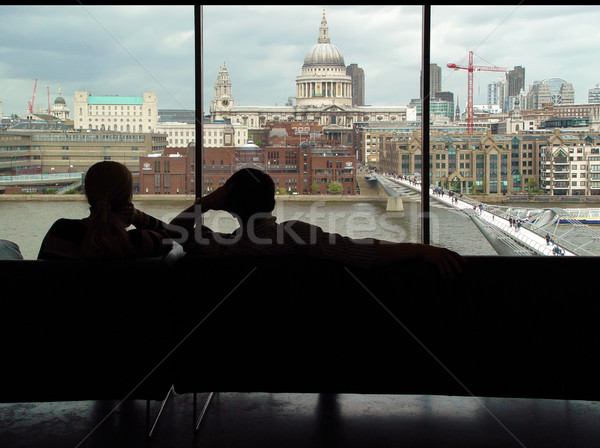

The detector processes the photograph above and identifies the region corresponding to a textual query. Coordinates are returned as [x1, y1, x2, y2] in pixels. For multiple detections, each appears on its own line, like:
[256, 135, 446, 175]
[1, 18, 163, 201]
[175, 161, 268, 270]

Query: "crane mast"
[27, 78, 38, 114]
[447, 51, 507, 134]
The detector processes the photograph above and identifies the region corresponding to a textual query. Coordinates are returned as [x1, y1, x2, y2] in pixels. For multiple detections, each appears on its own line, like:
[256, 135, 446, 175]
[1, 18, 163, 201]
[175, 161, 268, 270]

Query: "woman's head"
[84, 161, 133, 213]
[82, 161, 134, 259]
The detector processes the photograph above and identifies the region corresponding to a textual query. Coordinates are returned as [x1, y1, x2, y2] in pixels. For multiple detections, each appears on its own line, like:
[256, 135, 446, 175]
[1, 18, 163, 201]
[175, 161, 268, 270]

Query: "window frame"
[194, 5, 432, 244]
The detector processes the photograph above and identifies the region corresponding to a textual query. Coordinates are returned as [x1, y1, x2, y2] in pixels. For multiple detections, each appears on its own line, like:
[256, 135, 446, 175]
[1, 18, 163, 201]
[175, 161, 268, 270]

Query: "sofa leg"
[146, 384, 174, 438]
[193, 392, 215, 431]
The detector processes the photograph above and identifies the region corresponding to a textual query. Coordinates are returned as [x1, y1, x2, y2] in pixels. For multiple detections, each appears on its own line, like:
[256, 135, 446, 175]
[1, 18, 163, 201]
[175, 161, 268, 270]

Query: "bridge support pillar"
[386, 196, 404, 212]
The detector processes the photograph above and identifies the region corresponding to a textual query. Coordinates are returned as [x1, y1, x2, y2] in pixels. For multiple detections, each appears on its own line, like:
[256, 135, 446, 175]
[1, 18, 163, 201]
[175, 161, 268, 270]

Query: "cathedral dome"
[54, 96, 66, 105]
[303, 42, 345, 67]
[302, 9, 345, 68]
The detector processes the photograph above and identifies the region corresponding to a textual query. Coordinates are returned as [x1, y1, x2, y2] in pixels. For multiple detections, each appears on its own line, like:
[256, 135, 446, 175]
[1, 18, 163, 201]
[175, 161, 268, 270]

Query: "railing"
[56, 179, 84, 194]
[0, 172, 84, 184]
[383, 174, 578, 256]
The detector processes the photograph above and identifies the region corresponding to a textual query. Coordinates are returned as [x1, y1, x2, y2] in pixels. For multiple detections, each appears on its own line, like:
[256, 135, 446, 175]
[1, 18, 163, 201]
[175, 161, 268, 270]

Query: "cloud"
[3, 5, 600, 117]
[202, 5, 424, 110]
[0, 5, 194, 115]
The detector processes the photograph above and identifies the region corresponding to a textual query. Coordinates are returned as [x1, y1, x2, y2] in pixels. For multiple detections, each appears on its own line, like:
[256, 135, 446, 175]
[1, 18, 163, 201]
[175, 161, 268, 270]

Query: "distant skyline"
[2, 5, 600, 118]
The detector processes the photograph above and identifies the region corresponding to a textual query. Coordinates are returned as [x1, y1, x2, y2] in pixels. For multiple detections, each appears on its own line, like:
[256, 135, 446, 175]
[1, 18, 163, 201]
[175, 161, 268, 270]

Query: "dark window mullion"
[195, 5, 203, 200]
[421, 4, 431, 245]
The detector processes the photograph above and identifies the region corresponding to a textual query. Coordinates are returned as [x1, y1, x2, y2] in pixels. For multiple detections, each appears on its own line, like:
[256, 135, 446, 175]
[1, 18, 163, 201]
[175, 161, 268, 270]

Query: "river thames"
[1, 195, 499, 260]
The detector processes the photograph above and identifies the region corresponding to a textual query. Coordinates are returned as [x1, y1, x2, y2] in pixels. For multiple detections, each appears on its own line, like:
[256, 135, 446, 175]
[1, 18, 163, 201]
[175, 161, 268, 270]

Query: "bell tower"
[210, 62, 234, 118]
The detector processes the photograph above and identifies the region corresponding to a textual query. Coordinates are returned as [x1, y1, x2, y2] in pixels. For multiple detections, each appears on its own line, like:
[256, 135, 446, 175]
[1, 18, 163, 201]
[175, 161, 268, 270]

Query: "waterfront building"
[378, 129, 576, 195]
[354, 120, 488, 170]
[208, 10, 415, 146]
[377, 128, 600, 196]
[308, 145, 356, 195]
[540, 129, 600, 196]
[0, 130, 166, 184]
[201, 119, 356, 195]
[139, 146, 194, 195]
[73, 91, 158, 133]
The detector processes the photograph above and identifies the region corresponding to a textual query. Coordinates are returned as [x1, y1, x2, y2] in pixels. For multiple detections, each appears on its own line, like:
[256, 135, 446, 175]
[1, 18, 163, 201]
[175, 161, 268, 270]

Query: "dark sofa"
[1, 254, 599, 404]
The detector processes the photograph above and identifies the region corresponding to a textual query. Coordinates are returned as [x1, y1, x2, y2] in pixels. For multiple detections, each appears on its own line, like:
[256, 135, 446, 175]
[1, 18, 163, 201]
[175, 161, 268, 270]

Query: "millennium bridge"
[369, 173, 600, 257]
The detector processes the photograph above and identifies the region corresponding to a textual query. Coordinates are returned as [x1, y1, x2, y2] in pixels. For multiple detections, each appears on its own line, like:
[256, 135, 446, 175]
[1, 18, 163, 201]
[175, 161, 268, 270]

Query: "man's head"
[224, 168, 276, 221]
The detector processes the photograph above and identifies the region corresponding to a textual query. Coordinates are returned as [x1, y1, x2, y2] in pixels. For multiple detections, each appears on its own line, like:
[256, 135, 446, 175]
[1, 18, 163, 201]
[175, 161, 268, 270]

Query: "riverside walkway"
[376, 174, 576, 256]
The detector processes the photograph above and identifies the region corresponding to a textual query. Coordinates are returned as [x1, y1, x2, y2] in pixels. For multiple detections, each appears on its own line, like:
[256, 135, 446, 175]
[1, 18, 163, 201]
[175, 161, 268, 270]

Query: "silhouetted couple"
[39, 161, 463, 277]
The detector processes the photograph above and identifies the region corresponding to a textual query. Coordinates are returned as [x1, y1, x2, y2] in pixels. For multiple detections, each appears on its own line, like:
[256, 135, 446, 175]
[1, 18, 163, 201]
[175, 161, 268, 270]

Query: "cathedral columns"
[296, 79, 353, 101]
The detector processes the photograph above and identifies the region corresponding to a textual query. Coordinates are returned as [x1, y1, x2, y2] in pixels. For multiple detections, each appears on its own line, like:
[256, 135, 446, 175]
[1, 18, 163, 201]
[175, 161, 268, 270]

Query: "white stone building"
[73, 91, 158, 133]
[202, 121, 248, 148]
[155, 120, 248, 148]
[156, 122, 196, 148]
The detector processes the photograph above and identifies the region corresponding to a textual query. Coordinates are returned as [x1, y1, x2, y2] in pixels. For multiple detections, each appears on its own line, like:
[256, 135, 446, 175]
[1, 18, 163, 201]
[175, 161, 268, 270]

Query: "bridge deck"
[382, 175, 575, 256]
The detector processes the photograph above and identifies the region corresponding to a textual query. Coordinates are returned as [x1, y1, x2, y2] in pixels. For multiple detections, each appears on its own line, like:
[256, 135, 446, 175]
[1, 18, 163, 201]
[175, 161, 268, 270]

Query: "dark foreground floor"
[1, 392, 599, 447]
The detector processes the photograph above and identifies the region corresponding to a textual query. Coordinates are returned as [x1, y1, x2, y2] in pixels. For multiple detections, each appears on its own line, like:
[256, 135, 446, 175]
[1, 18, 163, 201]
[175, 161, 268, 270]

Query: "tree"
[327, 181, 343, 195]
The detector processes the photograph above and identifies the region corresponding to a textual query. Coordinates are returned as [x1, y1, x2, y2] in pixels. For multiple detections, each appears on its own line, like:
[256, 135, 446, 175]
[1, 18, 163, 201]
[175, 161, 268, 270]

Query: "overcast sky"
[0, 5, 195, 117]
[1, 5, 600, 118]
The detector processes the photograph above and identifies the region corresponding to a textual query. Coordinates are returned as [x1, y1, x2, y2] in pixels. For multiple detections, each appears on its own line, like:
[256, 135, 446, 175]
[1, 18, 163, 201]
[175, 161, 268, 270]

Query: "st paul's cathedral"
[208, 9, 416, 144]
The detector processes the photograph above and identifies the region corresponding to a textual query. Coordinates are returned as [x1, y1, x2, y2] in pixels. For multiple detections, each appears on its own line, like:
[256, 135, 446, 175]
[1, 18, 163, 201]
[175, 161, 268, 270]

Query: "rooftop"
[88, 96, 143, 105]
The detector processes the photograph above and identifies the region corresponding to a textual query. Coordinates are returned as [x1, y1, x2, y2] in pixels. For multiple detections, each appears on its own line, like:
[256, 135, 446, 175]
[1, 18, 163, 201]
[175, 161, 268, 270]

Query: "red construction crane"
[47, 86, 51, 114]
[447, 51, 507, 134]
[27, 78, 38, 114]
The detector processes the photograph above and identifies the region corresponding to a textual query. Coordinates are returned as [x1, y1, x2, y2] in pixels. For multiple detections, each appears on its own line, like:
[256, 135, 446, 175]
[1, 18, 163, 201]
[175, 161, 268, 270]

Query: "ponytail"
[82, 201, 132, 259]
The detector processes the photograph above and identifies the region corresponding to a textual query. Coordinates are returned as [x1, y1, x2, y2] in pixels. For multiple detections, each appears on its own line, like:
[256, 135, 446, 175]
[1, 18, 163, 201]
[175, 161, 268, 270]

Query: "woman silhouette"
[38, 161, 174, 260]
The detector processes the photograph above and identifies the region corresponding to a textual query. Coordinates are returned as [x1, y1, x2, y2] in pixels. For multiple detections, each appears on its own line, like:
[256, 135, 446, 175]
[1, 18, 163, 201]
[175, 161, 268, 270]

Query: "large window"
[0, 5, 194, 258]
[200, 5, 600, 257]
[2, 5, 600, 258]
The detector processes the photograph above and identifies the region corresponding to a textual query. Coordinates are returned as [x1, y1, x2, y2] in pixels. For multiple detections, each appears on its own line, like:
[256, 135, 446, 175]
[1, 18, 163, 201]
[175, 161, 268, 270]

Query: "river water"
[0, 197, 498, 260]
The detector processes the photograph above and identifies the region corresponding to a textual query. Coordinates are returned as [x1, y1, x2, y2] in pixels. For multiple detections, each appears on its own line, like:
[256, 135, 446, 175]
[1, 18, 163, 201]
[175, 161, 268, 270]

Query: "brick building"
[139, 146, 195, 194]
[139, 120, 357, 195]
[202, 120, 357, 195]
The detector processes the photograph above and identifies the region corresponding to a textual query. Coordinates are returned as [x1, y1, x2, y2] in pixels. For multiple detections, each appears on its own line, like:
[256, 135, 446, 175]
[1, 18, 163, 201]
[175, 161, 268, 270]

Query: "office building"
[73, 91, 158, 133]
[506, 66, 525, 98]
[346, 63, 365, 106]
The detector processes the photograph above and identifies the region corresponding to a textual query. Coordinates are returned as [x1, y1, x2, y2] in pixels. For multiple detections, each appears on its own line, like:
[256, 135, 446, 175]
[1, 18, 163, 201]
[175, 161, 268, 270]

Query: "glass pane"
[429, 5, 600, 256]
[0, 5, 194, 259]
[201, 5, 439, 252]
